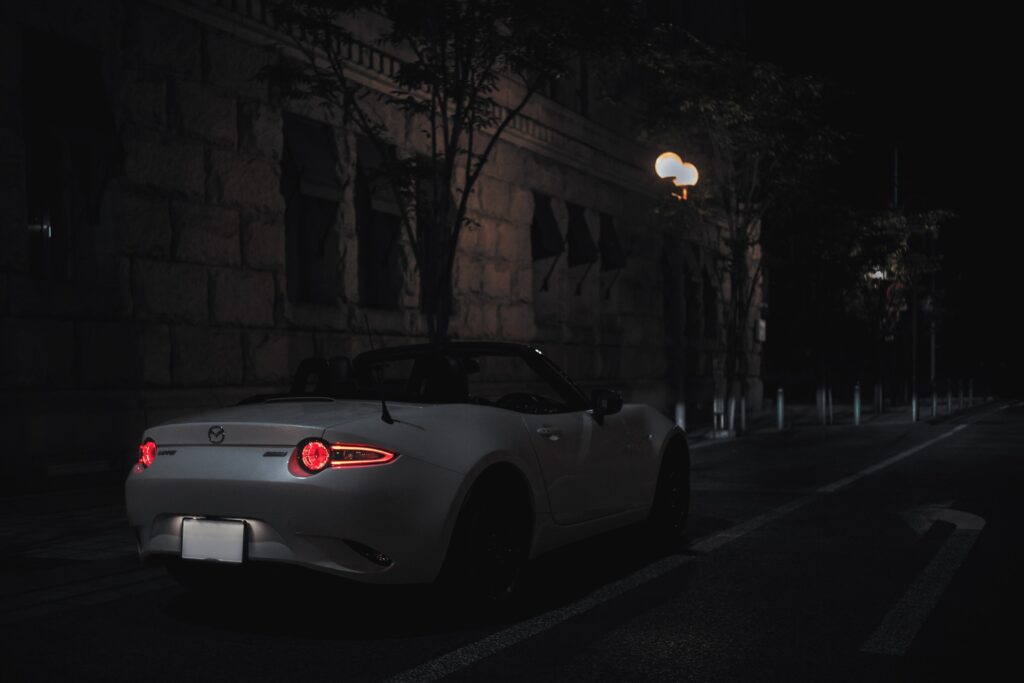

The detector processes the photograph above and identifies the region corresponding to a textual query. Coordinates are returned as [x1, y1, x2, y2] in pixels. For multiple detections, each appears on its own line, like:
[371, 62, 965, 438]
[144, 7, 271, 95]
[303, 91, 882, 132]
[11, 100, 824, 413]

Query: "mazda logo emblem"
[208, 425, 225, 444]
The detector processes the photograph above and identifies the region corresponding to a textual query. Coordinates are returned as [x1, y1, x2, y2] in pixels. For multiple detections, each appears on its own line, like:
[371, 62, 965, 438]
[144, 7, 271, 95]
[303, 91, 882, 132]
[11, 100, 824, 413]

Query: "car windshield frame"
[349, 343, 591, 412]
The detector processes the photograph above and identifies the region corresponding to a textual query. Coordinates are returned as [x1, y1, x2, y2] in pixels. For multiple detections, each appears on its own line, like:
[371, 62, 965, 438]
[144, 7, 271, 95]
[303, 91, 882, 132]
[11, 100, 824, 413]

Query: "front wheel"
[648, 441, 691, 544]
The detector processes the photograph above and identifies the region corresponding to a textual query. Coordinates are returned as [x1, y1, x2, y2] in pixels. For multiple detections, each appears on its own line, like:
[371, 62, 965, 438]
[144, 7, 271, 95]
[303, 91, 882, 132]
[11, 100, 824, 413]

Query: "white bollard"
[777, 388, 785, 431]
[854, 383, 861, 426]
[713, 397, 724, 437]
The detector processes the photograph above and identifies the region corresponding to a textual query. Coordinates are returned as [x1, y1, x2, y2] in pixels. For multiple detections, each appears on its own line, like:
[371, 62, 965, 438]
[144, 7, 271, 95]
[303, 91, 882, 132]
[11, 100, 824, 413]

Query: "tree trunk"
[724, 239, 748, 431]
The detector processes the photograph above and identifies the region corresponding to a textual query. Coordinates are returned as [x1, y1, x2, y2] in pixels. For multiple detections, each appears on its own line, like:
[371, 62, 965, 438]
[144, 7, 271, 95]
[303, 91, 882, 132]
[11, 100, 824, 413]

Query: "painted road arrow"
[861, 504, 986, 656]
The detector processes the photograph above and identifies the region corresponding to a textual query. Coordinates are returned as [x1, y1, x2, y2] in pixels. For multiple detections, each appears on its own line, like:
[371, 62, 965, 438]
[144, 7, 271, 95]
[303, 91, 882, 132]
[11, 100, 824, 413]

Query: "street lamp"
[655, 151, 699, 200]
[654, 152, 701, 433]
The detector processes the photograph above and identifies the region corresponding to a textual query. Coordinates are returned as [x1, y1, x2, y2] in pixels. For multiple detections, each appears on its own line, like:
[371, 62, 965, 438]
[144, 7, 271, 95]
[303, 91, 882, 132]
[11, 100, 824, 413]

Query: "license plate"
[181, 518, 245, 563]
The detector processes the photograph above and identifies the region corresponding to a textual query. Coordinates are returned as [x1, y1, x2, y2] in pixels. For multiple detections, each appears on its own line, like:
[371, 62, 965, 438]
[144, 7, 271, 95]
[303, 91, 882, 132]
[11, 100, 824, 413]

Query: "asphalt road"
[1, 401, 1021, 682]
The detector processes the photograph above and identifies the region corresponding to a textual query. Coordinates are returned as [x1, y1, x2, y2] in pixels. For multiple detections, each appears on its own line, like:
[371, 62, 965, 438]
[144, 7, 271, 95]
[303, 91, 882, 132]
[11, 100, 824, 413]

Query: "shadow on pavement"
[160, 520, 707, 639]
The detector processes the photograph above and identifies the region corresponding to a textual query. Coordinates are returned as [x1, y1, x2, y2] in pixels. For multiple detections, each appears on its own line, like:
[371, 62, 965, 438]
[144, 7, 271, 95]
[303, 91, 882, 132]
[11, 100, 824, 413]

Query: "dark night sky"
[744, 3, 1019, 387]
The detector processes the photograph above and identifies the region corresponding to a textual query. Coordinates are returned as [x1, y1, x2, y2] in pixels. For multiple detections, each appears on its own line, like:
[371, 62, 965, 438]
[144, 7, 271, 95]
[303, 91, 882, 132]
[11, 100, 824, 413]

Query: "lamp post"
[655, 151, 700, 432]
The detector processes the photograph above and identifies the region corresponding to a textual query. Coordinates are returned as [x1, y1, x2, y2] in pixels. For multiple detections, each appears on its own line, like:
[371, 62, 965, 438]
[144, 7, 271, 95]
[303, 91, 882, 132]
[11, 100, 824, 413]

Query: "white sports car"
[125, 342, 689, 598]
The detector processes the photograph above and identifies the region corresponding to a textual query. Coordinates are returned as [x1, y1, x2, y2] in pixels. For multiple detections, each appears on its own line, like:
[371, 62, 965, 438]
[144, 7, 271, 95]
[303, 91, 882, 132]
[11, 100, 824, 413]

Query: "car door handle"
[536, 425, 561, 440]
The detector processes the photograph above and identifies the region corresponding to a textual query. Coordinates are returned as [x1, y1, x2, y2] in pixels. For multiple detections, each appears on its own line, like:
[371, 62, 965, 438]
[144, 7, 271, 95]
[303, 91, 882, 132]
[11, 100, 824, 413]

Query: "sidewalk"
[684, 398, 997, 446]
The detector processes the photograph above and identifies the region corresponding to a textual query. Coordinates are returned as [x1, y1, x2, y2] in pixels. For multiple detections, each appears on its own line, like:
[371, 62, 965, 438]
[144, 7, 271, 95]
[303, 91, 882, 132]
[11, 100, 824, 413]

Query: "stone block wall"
[0, 0, 755, 484]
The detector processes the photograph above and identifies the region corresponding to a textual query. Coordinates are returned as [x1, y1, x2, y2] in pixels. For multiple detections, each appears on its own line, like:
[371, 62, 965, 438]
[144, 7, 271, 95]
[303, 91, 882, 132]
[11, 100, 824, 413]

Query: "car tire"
[648, 440, 691, 544]
[440, 475, 531, 606]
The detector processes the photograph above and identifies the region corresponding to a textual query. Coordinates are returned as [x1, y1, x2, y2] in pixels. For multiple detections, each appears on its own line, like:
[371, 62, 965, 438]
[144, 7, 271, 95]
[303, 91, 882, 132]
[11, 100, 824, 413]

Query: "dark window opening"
[23, 31, 118, 281]
[415, 163, 456, 316]
[283, 113, 342, 305]
[567, 203, 597, 296]
[598, 213, 627, 271]
[566, 204, 598, 267]
[355, 138, 404, 310]
[598, 213, 626, 300]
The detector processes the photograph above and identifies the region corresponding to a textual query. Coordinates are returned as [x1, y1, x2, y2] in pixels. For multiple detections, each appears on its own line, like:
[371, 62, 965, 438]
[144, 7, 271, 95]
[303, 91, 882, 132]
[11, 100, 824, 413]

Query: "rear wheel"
[649, 440, 691, 544]
[440, 472, 532, 605]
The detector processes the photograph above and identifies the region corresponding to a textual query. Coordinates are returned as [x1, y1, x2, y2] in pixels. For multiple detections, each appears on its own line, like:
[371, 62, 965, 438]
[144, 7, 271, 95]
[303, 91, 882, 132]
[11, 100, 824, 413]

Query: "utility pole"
[893, 145, 918, 421]
[892, 145, 899, 208]
[911, 276, 918, 422]
[929, 228, 937, 417]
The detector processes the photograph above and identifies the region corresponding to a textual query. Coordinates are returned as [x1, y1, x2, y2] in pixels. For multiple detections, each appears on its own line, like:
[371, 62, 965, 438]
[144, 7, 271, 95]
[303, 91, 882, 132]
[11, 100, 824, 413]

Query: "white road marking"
[861, 507, 986, 656]
[386, 553, 697, 683]
[818, 425, 967, 494]
[387, 422, 976, 682]
[688, 494, 816, 554]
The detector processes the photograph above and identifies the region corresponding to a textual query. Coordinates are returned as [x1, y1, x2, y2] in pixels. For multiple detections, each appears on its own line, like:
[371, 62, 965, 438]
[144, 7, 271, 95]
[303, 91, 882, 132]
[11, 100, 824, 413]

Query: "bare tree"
[638, 30, 838, 418]
[263, 0, 639, 341]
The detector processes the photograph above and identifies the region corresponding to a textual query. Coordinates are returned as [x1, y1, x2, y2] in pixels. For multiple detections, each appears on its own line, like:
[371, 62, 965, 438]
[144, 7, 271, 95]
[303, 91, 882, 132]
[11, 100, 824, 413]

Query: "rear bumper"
[124, 447, 464, 584]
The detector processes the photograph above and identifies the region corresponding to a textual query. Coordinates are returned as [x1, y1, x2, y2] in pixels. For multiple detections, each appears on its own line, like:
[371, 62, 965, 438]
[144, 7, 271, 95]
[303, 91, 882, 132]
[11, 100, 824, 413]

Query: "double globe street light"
[655, 151, 699, 200]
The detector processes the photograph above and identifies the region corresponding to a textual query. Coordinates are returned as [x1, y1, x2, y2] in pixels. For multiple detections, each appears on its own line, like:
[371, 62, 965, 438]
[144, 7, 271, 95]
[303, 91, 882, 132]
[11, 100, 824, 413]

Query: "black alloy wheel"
[443, 480, 530, 605]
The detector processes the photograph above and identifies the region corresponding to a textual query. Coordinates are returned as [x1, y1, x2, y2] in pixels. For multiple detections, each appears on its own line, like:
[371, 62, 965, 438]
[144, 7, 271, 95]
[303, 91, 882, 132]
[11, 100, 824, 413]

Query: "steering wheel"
[496, 392, 552, 413]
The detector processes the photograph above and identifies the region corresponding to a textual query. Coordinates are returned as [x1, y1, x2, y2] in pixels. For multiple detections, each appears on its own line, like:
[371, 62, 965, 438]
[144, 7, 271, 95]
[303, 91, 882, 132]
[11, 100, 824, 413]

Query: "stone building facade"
[0, 0, 763, 487]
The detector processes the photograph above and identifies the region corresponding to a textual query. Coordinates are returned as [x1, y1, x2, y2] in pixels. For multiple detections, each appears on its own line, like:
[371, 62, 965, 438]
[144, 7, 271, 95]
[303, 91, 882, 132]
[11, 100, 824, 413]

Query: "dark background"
[744, 2, 1019, 395]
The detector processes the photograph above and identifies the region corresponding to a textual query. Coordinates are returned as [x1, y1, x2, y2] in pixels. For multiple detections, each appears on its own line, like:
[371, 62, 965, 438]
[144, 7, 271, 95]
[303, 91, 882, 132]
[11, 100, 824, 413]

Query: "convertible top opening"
[239, 342, 590, 414]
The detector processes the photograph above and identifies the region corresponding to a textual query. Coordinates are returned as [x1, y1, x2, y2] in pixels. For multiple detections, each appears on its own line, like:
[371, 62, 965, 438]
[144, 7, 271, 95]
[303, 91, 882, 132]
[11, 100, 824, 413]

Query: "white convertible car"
[125, 342, 689, 599]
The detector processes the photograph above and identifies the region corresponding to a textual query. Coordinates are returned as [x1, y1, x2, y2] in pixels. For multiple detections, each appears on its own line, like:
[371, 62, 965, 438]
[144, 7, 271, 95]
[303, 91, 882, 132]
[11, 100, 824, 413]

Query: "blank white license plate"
[181, 518, 245, 563]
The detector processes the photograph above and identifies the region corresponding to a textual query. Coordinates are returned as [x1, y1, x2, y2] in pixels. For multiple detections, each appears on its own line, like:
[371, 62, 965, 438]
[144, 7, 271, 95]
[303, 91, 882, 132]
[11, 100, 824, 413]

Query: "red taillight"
[299, 440, 331, 473]
[138, 439, 157, 468]
[292, 439, 397, 476]
[329, 444, 397, 467]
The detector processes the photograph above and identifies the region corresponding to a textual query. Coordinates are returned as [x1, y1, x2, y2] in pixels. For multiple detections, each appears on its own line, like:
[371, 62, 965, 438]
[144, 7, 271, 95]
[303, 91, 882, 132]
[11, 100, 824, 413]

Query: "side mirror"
[591, 389, 623, 421]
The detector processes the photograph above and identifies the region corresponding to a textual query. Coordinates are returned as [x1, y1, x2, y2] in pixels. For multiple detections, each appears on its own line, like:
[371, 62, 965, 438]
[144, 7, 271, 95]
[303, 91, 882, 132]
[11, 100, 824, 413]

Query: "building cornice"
[157, 0, 657, 195]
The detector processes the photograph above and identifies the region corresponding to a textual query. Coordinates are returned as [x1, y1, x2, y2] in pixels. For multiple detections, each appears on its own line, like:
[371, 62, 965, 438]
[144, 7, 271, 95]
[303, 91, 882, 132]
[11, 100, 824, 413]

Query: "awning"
[531, 192, 563, 260]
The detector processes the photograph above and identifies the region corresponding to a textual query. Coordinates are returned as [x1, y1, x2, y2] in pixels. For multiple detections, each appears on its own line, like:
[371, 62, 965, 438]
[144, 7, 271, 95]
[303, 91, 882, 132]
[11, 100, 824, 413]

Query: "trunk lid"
[145, 399, 390, 446]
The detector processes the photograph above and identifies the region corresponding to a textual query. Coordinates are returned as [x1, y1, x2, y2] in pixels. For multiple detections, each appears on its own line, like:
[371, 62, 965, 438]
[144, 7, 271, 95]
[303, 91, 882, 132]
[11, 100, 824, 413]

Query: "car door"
[522, 409, 632, 525]
[466, 348, 634, 525]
